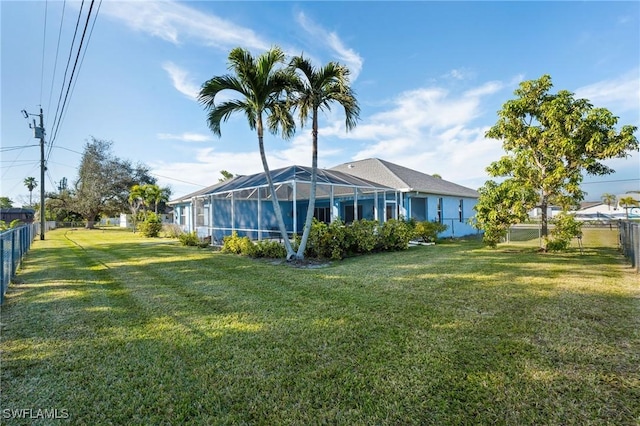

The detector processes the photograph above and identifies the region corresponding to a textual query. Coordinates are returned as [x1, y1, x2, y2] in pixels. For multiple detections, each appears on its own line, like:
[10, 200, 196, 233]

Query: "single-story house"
[0, 208, 35, 224]
[168, 158, 479, 242]
[569, 198, 639, 221]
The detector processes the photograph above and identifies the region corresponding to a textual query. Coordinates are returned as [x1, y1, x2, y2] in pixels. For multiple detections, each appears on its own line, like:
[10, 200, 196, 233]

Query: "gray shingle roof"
[330, 158, 479, 198]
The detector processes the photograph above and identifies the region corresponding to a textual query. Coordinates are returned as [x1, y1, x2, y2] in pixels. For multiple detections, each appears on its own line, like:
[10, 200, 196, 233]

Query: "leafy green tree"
[476, 75, 638, 249]
[72, 137, 156, 228]
[618, 196, 639, 219]
[0, 197, 13, 209]
[601, 193, 617, 211]
[23, 177, 38, 206]
[288, 55, 360, 259]
[199, 46, 297, 258]
[45, 189, 81, 223]
[218, 170, 235, 182]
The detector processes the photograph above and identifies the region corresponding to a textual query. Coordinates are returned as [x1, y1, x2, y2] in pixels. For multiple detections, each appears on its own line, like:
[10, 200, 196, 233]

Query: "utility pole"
[21, 108, 46, 240]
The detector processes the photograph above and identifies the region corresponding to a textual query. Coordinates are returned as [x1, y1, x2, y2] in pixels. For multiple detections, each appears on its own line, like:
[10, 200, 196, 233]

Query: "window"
[345, 205, 363, 224]
[437, 198, 443, 223]
[195, 199, 205, 226]
[459, 199, 464, 222]
[314, 207, 331, 224]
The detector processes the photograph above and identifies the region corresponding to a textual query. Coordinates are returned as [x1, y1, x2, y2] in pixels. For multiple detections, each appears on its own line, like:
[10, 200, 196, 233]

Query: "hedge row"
[221, 218, 449, 260]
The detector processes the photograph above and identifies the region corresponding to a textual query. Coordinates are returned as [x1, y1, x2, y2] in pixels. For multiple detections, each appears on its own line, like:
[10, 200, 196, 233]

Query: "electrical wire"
[39, 0, 48, 104]
[49, 0, 97, 147]
[46, 0, 67, 129]
[0, 145, 40, 152]
[47, 0, 85, 149]
[47, 0, 101, 162]
[150, 173, 208, 188]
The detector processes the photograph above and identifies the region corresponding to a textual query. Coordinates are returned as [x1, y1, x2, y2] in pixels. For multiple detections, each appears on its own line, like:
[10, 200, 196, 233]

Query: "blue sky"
[2, 1, 639, 207]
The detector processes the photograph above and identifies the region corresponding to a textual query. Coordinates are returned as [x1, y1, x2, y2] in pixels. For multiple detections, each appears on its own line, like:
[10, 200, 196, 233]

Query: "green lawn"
[1, 228, 638, 425]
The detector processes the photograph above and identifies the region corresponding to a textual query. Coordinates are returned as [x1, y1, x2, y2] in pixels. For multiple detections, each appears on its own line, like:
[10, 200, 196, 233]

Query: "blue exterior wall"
[405, 193, 478, 237]
[173, 190, 478, 241]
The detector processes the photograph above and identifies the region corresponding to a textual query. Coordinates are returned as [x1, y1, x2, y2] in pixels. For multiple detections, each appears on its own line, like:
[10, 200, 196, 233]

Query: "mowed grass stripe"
[1, 227, 638, 425]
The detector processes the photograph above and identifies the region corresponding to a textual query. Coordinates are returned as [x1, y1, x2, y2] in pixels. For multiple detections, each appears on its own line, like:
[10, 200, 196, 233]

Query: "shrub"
[162, 223, 184, 239]
[252, 240, 287, 258]
[349, 220, 378, 254]
[414, 221, 449, 243]
[0, 219, 23, 231]
[178, 232, 201, 247]
[137, 213, 163, 237]
[376, 219, 413, 251]
[221, 232, 254, 255]
[546, 212, 582, 252]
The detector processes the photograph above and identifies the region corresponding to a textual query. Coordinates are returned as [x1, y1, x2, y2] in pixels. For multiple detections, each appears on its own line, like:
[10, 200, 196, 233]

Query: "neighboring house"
[569, 199, 639, 221]
[168, 158, 479, 242]
[0, 208, 35, 224]
[528, 205, 563, 220]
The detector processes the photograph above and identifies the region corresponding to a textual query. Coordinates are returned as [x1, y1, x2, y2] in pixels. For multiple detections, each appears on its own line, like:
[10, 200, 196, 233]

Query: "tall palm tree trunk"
[257, 118, 296, 259]
[296, 109, 319, 259]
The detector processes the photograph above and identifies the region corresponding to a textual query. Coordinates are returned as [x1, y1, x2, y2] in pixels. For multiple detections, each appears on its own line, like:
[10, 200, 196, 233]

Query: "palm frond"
[206, 100, 252, 136]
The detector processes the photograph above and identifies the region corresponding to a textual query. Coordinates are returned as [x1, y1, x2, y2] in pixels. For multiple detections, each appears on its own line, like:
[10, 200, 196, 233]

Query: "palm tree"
[24, 177, 38, 206]
[128, 184, 146, 230]
[288, 55, 359, 259]
[146, 185, 171, 214]
[601, 193, 616, 211]
[618, 196, 639, 219]
[199, 46, 297, 259]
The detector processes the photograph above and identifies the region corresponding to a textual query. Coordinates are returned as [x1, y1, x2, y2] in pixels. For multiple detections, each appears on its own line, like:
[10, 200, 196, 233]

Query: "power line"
[0, 145, 40, 152]
[51, 145, 84, 155]
[46, 0, 67, 129]
[48, 0, 101, 161]
[150, 173, 208, 188]
[582, 178, 640, 185]
[48, 0, 85, 149]
[39, 0, 48, 104]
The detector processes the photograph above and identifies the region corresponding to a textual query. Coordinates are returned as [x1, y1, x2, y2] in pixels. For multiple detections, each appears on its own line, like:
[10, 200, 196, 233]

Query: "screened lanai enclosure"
[171, 166, 399, 243]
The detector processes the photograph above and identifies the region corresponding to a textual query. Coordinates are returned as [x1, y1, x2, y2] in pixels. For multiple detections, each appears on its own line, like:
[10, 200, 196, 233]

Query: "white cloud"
[162, 62, 201, 100]
[296, 12, 364, 81]
[157, 132, 212, 142]
[575, 69, 640, 112]
[464, 81, 504, 97]
[443, 68, 475, 81]
[101, 1, 269, 51]
[341, 78, 519, 189]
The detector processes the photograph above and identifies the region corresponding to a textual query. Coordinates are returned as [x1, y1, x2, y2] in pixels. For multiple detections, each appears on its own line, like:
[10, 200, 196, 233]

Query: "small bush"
[376, 219, 413, 251]
[349, 220, 378, 254]
[221, 232, 254, 255]
[163, 223, 184, 239]
[252, 240, 287, 258]
[178, 232, 201, 246]
[137, 213, 163, 237]
[414, 221, 449, 243]
[546, 212, 582, 252]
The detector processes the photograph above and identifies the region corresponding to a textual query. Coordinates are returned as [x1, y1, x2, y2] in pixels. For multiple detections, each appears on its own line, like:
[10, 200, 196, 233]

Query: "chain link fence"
[619, 221, 639, 273]
[1, 223, 38, 304]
